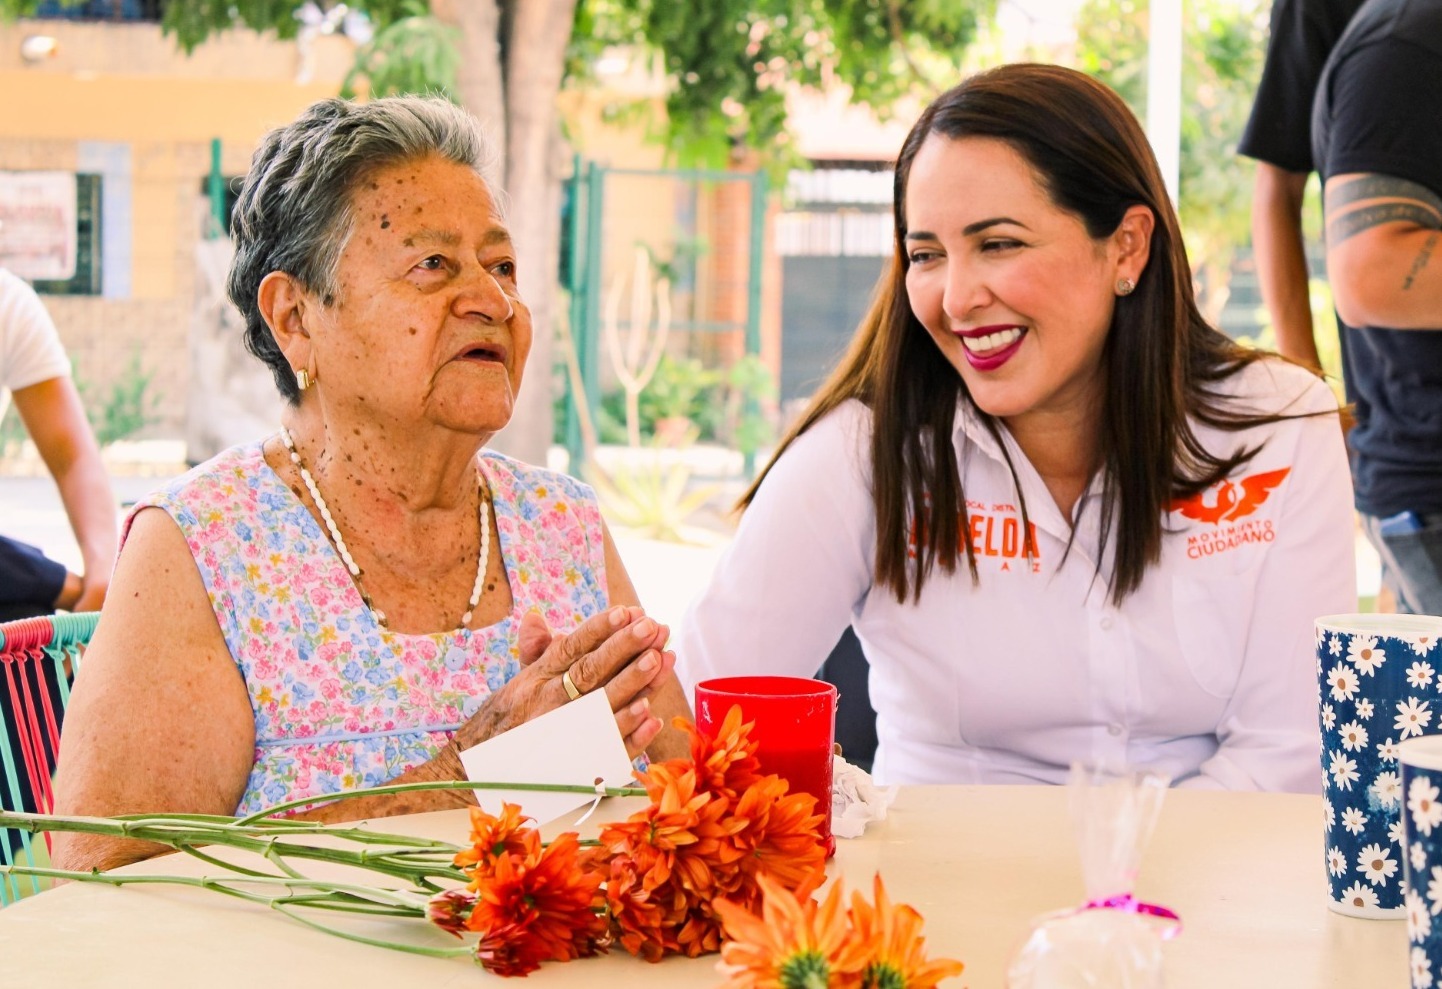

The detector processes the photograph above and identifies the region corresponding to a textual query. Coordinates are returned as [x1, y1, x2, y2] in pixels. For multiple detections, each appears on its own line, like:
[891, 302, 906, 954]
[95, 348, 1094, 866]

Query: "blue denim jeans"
[1361, 512, 1442, 617]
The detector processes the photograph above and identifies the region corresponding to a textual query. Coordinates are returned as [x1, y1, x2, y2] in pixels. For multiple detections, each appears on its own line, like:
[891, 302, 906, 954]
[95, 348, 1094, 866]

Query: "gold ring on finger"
[562, 668, 584, 702]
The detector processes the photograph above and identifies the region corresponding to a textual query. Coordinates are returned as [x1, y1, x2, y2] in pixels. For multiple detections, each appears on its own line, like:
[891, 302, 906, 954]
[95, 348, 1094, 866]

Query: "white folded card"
[457, 688, 637, 826]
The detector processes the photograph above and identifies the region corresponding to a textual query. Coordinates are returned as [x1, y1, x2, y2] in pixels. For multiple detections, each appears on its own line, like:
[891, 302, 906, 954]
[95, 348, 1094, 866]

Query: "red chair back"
[0, 612, 98, 904]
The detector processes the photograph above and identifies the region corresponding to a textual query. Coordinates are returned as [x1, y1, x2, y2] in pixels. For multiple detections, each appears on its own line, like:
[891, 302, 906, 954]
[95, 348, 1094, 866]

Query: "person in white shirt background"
[0, 265, 117, 620]
[678, 63, 1356, 793]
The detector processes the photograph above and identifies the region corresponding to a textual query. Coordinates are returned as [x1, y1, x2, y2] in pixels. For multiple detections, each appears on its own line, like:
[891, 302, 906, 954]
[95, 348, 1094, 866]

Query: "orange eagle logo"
[1169, 467, 1291, 524]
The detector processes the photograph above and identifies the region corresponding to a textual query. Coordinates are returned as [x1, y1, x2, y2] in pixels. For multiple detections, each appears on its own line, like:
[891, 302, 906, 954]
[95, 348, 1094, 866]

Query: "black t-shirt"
[1239, 0, 1366, 171]
[1312, 0, 1442, 517]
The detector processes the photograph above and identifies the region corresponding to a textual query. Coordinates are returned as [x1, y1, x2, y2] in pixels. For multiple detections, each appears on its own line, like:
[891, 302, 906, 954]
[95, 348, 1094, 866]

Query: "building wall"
[0, 20, 904, 446]
[0, 19, 355, 437]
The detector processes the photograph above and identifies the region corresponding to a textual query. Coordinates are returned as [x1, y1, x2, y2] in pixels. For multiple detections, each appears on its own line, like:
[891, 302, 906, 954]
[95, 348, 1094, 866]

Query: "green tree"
[1075, 0, 1268, 324]
[2, 0, 995, 463]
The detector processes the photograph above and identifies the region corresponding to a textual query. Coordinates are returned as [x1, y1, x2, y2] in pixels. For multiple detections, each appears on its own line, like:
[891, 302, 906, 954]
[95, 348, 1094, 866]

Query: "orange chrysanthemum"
[599, 765, 736, 961]
[847, 874, 964, 989]
[464, 830, 608, 975]
[603, 855, 673, 962]
[672, 899, 728, 958]
[682, 705, 764, 801]
[472, 922, 553, 978]
[714, 873, 865, 989]
[453, 802, 533, 877]
[602, 762, 735, 894]
[724, 775, 827, 906]
[597, 709, 851, 968]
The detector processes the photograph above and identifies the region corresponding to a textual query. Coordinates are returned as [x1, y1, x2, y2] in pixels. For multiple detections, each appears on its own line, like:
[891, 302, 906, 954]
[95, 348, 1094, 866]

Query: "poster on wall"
[0, 171, 77, 281]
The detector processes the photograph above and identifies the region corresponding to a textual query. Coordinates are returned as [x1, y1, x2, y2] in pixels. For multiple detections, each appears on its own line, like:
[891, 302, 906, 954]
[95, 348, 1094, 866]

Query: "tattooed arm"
[1323, 172, 1442, 330]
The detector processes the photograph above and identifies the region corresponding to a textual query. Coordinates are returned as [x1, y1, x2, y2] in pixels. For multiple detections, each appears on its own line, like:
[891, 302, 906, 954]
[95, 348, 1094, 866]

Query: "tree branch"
[885, 0, 934, 91]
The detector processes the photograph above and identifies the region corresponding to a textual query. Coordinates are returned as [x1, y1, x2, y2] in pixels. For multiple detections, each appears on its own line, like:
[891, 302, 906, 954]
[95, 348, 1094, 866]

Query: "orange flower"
[714, 872, 865, 989]
[603, 855, 673, 962]
[597, 710, 860, 969]
[453, 802, 533, 877]
[673, 900, 728, 959]
[601, 763, 734, 894]
[682, 705, 764, 801]
[725, 775, 827, 905]
[847, 874, 964, 989]
[472, 922, 553, 978]
[464, 830, 608, 975]
[599, 766, 736, 962]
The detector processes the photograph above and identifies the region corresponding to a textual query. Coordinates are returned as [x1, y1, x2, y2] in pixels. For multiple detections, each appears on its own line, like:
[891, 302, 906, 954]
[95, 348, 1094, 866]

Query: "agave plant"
[588, 451, 719, 544]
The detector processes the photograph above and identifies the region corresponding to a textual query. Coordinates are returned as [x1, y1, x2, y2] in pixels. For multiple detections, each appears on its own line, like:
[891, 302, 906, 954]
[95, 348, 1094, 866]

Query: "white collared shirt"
[677, 359, 1355, 792]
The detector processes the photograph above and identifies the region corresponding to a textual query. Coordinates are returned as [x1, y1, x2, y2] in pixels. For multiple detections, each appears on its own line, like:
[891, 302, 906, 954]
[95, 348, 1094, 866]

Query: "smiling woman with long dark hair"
[678, 63, 1355, 792]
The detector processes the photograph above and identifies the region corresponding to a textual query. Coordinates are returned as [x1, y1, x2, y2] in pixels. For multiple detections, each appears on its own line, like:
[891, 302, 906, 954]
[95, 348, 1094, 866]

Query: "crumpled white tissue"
[831, 755, 898, 838]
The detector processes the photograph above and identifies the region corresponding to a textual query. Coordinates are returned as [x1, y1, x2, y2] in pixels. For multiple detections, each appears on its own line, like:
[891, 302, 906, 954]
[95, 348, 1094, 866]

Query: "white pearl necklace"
[278, 426, 490, 631]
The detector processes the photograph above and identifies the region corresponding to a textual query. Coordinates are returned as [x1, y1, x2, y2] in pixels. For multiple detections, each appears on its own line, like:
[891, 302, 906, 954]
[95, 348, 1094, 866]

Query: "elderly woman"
[679, 64, 1356, 792]
[52, 95, 689, 872]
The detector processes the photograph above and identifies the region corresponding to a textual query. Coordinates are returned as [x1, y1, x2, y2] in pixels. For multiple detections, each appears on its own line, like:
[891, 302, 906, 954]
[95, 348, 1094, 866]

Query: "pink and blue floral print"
[123, 441, 609, 817]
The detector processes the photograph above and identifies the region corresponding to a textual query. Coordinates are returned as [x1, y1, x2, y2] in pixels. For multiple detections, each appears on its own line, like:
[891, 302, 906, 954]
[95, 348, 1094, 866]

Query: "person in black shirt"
[1239, 0, 1364, 371]
[1312, 0, 1442, 614]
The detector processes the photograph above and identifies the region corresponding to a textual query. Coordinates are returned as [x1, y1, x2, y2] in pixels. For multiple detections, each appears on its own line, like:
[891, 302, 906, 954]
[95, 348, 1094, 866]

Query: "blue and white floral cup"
[1318, 613, 1442, 918]
[1399, 735, 1442, 985]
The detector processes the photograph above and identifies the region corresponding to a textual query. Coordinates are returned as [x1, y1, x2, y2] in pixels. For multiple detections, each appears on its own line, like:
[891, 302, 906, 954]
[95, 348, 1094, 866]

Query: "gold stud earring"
[295, 367, 312, 391]
[1115, 277, 1136, 297]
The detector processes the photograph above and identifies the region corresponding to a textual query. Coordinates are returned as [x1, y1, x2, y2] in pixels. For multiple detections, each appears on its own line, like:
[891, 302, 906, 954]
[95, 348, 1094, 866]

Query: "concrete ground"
[0, 444, 1381, 630]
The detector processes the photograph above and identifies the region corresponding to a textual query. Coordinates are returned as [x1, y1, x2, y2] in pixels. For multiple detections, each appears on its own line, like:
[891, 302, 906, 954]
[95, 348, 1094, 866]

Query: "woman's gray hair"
[226, 95, 497, 405]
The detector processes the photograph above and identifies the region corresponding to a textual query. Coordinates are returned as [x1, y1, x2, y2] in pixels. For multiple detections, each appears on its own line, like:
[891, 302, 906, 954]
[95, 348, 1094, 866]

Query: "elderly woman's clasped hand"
[464, 605, 676, 757]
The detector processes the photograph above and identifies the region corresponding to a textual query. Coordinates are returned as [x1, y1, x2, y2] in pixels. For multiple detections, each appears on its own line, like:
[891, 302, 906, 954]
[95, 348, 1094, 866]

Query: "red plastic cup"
[694, 675, 837, 858]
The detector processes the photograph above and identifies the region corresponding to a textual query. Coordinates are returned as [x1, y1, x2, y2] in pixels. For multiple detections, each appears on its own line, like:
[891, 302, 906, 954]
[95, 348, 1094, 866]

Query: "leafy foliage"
[13, 0, 996, 168]
[1238, 277, 1346, 402]
[0, 348, 157, 457]
[1075, 0, 1269, 320]
[0, 0, 431, 52]
[571, 0, 994, 167]
[66, 348, 159, 447]
[720, 353, 777, 459]
[81, 348, 159, 447]
[599, 355, 718, 445]
[341, 14, 459, 101]
[596, 353, 775, 453]
[0, 402, 25, 459]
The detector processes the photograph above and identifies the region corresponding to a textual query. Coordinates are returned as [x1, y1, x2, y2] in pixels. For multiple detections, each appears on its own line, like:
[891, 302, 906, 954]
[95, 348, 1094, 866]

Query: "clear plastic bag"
[1006, 763, 1177, 988]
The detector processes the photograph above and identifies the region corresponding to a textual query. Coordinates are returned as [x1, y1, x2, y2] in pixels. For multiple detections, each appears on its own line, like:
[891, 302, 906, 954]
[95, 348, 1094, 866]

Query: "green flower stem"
[0, 812, 470, 887]
[262, 840, 307, 880]
[0, 810, 448, 849]
[0, 778, 643, 901]
[1, 864, 430, 909]
[0, 865, 470, 959]
[233, 778, 647, 826]
[176, 843, 277, 879]
[269, 901, 474, 960]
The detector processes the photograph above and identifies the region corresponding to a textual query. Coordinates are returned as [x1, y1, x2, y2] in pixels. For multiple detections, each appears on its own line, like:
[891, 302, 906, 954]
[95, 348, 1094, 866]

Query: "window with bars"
[32, 175, 102, 297]
[779, 161, 893, 258]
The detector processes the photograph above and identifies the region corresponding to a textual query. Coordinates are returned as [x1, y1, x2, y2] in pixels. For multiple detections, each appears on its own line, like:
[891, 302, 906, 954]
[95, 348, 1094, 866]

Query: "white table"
[0, 786, 1410, 987]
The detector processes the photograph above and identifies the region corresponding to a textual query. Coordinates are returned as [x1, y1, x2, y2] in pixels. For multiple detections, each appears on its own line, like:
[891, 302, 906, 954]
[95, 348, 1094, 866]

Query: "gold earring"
[1115, 277, 1136, 296]
[295, 367, 312, 391]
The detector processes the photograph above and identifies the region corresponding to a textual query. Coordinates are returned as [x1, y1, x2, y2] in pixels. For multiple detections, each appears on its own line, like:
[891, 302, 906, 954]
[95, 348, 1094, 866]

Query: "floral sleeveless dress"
[125, 441, 609, 816]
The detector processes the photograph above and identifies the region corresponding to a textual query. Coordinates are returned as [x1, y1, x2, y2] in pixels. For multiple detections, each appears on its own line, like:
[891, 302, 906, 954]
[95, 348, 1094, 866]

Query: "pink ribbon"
[1082, 893, 1183, 940]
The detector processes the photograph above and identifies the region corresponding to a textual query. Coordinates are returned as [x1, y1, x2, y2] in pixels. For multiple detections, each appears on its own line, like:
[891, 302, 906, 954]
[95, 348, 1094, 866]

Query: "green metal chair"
[0, 612, 98, 905]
